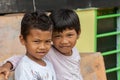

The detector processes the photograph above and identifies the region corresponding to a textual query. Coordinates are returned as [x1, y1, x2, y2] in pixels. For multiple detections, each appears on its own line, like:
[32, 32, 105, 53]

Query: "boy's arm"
[5, 55, 24, 70]
[0, 55, 23, 79]
[0, 61, 12, 79]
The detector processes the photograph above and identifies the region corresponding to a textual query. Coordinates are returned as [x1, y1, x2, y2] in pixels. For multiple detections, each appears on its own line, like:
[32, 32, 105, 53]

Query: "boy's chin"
[60, 51, 72, 56]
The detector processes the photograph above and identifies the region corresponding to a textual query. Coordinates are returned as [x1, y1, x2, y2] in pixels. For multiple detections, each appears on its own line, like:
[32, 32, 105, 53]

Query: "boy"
[0, 8, 83, 80]
[14, 11, 56, 80]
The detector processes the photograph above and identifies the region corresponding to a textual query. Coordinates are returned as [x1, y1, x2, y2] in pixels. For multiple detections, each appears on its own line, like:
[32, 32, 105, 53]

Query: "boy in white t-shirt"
[0, 8, 83, 80]
[14, 11, 56, 80]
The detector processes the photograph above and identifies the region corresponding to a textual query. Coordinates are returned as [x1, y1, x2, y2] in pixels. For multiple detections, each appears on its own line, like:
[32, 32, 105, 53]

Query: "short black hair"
[50, 8, 80, 34]
[21, 11, 53, 40]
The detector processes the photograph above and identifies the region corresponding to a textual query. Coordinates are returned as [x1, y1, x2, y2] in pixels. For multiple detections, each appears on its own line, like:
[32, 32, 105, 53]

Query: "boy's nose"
[38, 43, 46, 49]
[61, 38, 68, 44]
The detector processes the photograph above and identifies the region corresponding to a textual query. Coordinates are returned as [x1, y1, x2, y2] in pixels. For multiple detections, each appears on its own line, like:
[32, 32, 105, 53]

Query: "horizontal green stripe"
[97, 14, 120, 19]
[102, 49, 120, 56]
[106, 67, 120, 73]
[97, 31, 120, 38]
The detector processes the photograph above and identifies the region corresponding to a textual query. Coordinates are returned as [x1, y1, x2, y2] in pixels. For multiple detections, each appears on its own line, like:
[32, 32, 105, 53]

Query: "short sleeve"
[4, 55, 24, 70]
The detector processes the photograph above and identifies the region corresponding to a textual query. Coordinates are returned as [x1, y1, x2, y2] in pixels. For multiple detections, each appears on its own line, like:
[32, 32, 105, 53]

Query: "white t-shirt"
[15, 55, 56, 80]
[45, 46, 83, 80]
[9, 46, 83, 80]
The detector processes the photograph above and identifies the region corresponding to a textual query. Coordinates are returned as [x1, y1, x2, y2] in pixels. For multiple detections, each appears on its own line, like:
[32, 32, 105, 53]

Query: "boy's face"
[52, 29, 80, 56]
[20, 29, 52, 61]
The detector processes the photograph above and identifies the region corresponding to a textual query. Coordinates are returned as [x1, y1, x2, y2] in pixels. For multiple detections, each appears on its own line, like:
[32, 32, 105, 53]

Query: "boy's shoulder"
[44, 59, 53, 66]
[72, 47, 79, 54]
[48, 46, 56, 53]
[17, 55, 29, 66]
[15, 55, 30, 71]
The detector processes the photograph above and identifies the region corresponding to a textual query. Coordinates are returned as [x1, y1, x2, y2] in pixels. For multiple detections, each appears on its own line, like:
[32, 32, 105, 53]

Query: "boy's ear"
[19, 35, 25, 45]
[77, 31, 81, 39]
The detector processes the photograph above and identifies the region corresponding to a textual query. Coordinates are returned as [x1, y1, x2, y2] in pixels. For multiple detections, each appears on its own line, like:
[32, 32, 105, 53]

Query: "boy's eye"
[33, 40, 40, 43]
[67, 34, 74, 37]
[46, 40, 52, 44]
[53, 35, 61, 38]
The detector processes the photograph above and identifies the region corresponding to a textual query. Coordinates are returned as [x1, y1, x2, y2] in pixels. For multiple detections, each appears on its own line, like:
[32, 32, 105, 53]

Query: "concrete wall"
[0, 13, 25, 63]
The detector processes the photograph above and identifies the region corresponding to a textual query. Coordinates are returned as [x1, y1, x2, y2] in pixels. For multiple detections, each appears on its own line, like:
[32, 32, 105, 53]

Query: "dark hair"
[21, 11, 53, 40]
[50, 8, 80, 34]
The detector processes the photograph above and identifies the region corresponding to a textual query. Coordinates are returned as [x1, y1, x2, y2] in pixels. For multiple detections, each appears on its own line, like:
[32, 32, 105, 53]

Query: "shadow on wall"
[0, 13, 25, 63]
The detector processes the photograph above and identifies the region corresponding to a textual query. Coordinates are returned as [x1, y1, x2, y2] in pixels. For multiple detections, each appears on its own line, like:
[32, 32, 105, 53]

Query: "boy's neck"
[52, 45, 72, 56]
[26, 54, 46, 66]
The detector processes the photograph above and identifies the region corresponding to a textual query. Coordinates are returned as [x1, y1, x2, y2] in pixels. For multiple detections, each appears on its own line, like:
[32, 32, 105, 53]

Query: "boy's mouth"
[59, 46, 70, 48]
[37, 52, 46, 55]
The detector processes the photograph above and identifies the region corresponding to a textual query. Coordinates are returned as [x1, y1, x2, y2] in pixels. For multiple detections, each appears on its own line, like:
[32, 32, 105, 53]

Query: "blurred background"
[0, 0, 120, 80]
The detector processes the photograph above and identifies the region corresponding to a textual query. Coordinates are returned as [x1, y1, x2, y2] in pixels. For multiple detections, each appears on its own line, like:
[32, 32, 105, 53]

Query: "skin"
[0, 28, 80, 79]
[20, 29, 52, 66]
[52, 28, 80, 56]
